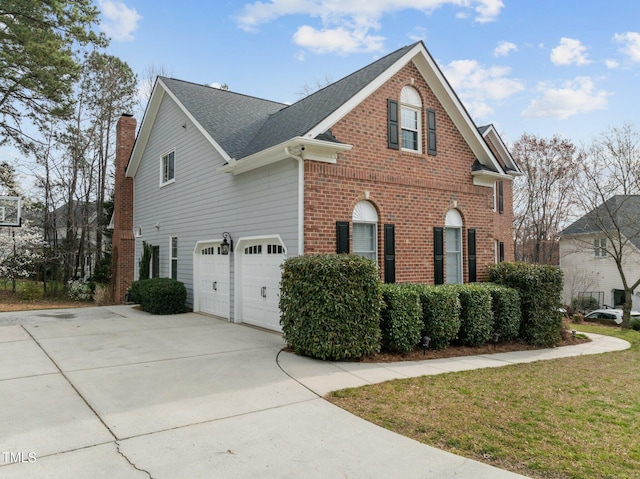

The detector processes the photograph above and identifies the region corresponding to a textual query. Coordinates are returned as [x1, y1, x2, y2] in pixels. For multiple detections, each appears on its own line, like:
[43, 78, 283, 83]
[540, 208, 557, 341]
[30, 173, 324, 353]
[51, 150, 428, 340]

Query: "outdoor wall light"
[422, 335, 431, 355]
[221, 232, 233, 255]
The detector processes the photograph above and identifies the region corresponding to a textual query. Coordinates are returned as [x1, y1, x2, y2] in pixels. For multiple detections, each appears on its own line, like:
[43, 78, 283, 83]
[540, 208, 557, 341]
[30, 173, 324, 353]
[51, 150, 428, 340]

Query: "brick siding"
[304, 63, 515, 283]
[112, 114, 136, 302]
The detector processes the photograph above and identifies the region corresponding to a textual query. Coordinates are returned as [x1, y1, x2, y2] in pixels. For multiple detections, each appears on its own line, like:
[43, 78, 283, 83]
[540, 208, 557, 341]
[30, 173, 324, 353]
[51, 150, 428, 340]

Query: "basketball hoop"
[0, 196, 22, 227]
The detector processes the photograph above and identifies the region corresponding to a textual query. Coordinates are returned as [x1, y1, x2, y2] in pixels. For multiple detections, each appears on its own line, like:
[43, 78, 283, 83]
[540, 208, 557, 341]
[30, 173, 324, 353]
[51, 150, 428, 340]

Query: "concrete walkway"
[0, 306, 630, 478]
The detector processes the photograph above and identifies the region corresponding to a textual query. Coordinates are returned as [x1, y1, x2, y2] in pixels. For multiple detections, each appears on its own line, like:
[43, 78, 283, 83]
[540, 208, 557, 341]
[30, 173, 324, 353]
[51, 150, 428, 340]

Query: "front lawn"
[328, 325, 640, 479]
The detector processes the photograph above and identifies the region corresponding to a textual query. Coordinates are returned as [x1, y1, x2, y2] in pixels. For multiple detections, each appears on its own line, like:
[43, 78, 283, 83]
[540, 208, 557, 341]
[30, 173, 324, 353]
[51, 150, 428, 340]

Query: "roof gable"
[128, 41, 507, 179]
[561, 195, 640, 250]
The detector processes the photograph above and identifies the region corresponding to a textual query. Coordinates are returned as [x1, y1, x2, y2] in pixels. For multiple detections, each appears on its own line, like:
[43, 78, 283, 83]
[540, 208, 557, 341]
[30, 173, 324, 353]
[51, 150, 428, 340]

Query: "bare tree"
[512, 133, 582, 264]
[571, 124, 640, 327]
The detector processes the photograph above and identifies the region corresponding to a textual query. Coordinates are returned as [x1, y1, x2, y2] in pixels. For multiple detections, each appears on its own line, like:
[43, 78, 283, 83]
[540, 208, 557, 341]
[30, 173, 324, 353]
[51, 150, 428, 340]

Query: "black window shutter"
[468, 228, 477, 283]
[499, 241, 505, 262]
[388, 99, 399, 150]
[384, 224, 396, 284]
[434, 227, 444, 285]
[427, 109, 437, 156]
[498, 180, 504, 214]
[336, 221, 349, 254]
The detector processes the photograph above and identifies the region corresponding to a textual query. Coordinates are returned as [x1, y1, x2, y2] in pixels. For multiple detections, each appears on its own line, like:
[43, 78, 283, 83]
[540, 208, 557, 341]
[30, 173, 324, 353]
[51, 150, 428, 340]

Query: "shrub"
[489, 262, 563, 347]
[380, 284, 423, 353]
[18, 281, 43, 301]
[476, 283, 521, 342]
[445, 284, 493, 347]
[571, 296, 599, 312]
[279, 254, 382, 361]
[572, 313, 584, 324]
[67, 280, 93, 301]
[631, 318, 640, 331]
[138, 278, 187, 315]
[93, 283, 112, 305]
[412, 284, 460, 350]
[128, 279, 149, 304]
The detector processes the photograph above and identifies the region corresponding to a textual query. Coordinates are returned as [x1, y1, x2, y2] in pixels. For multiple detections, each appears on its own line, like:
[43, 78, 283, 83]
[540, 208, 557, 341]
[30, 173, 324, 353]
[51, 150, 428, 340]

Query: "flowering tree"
[0, 220, 47, 292]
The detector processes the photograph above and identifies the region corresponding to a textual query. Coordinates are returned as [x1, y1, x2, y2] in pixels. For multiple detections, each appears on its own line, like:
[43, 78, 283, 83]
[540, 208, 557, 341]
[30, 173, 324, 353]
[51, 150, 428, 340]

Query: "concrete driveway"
[0, 306, 629, 478]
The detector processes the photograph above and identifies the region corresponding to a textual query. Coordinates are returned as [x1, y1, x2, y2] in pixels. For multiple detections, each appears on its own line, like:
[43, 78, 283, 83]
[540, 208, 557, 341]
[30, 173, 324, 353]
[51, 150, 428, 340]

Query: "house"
[112, 41, 521, 332]
[49, 201, 99, 280]
[559, 195, 640, 310]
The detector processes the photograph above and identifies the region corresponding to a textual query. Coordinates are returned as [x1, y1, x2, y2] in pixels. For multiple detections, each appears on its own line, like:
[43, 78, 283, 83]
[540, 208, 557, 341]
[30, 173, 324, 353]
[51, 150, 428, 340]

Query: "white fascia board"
[410, 49, 506, 176]
[219, 137, 352, 175]
[482, 125, 523, 176]
[126, 78, 231, 178]
[307, 45, 422, 140]
[471, 169, 512, 187]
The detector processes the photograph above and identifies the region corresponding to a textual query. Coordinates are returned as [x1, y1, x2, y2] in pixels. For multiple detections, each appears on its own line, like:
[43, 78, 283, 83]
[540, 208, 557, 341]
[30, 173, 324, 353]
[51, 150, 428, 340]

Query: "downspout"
[285, 147, 305, 256]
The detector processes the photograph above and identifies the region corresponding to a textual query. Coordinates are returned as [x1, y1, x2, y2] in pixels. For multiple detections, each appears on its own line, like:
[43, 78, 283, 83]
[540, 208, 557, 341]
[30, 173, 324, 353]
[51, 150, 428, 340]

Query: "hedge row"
[489, 262, 563, 347]
[279, 255, 551, 360]
[128, 278, 188, 315]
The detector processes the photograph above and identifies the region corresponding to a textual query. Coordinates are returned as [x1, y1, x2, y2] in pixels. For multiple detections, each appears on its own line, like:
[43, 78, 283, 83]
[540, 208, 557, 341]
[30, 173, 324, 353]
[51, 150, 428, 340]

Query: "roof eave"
[219, 137, 353, 175]
[471, 169, 512, 187]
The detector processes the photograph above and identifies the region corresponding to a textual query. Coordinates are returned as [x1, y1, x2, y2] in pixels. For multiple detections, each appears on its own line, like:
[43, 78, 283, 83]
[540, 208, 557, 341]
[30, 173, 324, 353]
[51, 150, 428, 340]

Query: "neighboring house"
[50, 201, 99, 280]
[112, 41, 522, 331]
[559, 195, 640, 310]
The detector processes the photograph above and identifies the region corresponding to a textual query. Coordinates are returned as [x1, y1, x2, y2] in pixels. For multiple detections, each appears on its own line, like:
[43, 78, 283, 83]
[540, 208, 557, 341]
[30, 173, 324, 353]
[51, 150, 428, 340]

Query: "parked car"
[584, 309, 640, 325]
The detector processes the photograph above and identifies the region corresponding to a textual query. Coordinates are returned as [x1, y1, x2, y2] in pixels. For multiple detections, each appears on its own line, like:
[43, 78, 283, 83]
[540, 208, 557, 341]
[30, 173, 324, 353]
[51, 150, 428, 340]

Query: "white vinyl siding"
[133, 94, 299, 308]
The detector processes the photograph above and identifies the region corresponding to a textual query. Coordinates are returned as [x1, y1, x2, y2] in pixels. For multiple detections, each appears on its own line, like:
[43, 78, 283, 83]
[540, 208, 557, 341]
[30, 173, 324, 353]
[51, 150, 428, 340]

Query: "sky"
[97, 0, 640, 148]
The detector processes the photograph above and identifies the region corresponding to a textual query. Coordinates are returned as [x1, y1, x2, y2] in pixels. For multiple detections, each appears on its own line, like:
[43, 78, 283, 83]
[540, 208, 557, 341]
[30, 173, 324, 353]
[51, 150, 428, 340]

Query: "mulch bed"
[361, 334, 590, 363]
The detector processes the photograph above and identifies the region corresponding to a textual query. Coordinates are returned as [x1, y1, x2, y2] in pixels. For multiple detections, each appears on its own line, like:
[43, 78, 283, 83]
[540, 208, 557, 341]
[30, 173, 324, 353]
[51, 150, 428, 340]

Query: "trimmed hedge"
[489, 262, 563, 347]
[475, 283, 521, 342]
[380, 284, 423, 353]
[444, 284, 493, 347]
[279, 254, 382, 360]
[412, 284, 461, 350]
[131, 278, 187, 315]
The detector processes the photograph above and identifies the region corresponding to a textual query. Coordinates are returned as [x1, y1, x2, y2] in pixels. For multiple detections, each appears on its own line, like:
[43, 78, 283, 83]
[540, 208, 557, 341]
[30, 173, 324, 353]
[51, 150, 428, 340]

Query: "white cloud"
[550, 38, 591, 66]
[493, 41, 517, 57]
[441, 59, 524, 119]
[605, 59, 620, 69]
[522, 77, 610, 120]
[293, 25, 384, 54]
[236, 1, 504, 54]
[98, 0, 142, 42]
[614, 32, 640, 62]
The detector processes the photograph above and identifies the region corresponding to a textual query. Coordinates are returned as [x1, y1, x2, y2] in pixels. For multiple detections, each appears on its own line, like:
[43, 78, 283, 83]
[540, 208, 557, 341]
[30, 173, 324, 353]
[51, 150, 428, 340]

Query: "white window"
[161, 150, 175, 186]
[352, 201, 378, 262]
[594, 238, 606, 257]
[170, 236, 178, 280]
[400, 86, 422, 152]
[445, 209, 463, 284]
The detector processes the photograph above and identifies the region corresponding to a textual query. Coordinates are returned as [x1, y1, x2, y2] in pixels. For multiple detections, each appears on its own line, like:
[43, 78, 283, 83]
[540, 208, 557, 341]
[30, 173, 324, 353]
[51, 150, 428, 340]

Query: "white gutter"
[285, 146, 305, 256]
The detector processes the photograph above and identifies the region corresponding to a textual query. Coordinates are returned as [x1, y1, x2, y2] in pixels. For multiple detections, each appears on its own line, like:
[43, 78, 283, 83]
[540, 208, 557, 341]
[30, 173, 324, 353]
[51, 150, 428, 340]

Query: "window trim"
[400, 86, 422, 153]
[594, 238, 607, 257]
[352, 201, 379, 263]
[160, 149, 176, 187]
[445, 209, 463, 284]
[170, 236, 178, 280]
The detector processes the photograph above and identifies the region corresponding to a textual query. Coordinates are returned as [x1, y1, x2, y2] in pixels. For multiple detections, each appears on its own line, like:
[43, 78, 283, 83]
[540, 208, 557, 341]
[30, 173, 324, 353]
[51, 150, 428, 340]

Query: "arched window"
[352, 201, 378, 261]
[445, 209, 463, 284]
[400, 86, 422, 152]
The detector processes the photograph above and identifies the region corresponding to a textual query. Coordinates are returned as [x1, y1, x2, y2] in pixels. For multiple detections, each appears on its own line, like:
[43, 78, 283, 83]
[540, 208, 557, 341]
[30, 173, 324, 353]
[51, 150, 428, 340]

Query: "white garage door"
[241, 240, 286, 331]
[197, 244, 230, 319]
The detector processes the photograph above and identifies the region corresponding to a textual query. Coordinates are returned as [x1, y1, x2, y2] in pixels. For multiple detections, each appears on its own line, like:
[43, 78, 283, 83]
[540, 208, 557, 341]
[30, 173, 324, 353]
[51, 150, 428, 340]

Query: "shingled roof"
[159, 43, 417, 160]
[560, 195, 640, 250]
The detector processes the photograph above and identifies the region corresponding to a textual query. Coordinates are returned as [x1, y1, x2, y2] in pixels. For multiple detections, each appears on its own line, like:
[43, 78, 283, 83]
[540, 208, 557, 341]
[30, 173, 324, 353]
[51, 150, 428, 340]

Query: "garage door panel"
[197, 245, 230, 319]
[241, 240, 285, 331]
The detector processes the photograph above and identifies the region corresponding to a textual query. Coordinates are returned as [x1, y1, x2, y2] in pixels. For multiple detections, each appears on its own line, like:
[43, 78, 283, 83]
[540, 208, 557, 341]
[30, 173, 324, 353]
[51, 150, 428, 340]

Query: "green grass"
[328, 325, 640, 479]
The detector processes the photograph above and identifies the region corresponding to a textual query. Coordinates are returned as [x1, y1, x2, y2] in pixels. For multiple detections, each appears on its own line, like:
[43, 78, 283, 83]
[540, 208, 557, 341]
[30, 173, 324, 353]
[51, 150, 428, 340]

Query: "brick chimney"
[112, 113, 136, 303]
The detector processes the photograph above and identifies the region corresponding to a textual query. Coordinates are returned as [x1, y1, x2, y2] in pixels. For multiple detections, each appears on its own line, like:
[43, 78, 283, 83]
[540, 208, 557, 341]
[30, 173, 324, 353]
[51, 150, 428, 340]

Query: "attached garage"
[237, 237, 287, 332]
[194, 242, 230, 319]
